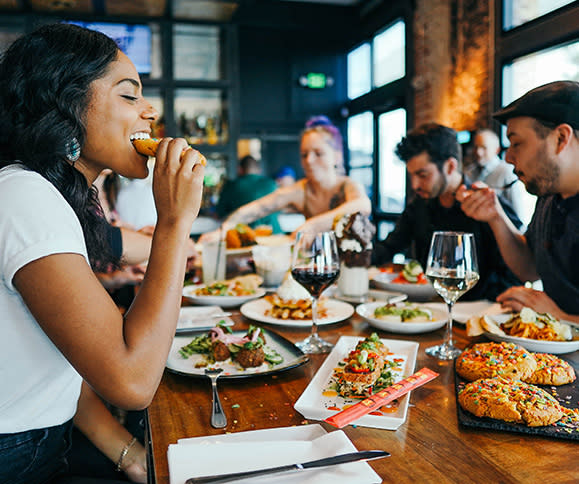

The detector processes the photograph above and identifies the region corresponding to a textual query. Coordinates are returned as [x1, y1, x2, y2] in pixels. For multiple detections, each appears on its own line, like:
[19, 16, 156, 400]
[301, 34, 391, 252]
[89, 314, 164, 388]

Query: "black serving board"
[454, 356, 579, 441]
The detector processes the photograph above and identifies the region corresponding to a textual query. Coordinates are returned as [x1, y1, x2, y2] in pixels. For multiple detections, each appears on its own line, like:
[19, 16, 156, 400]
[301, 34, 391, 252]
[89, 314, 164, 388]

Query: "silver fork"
[205, 368, 227, 428]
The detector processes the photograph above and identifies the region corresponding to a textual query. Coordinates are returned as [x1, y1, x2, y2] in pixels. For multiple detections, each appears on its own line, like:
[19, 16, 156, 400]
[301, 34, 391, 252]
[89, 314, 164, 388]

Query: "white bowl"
[182, 285, 266, 308]
[356, 302, 447, 334]
[482, 313, 579, 354]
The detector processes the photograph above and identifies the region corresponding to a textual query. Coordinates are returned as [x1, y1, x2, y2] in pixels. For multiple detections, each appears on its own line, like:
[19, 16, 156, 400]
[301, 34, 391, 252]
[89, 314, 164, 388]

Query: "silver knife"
[185, 450, 389, 484]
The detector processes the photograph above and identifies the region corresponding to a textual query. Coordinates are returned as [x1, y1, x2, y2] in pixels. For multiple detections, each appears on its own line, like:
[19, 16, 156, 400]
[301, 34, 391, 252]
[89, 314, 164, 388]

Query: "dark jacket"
[373, 184, 522, 301]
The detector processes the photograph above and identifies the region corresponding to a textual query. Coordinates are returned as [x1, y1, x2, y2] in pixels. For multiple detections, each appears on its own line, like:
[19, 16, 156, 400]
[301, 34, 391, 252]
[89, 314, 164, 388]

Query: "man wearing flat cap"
[457, 80, 579, 323]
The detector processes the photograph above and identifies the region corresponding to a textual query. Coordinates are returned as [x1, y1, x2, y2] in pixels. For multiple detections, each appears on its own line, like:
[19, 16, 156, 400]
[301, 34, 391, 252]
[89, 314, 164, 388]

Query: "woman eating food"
[199, 115, 371, 241]
[0, 24, 205, 483]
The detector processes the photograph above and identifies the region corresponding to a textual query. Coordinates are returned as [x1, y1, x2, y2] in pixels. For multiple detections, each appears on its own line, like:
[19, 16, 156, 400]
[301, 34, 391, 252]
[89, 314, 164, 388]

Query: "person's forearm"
[223, 189, 292, 227]
[488, 212, 539, 282]
[118, 221, 191, 403]
[120, 227, 153, 265]
[73, 382, 139, 467]
[224, 201, 270, 226]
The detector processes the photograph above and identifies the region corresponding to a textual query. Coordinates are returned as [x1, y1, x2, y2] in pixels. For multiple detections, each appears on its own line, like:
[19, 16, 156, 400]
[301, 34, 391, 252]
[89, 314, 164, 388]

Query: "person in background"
[95, 169, 124, 227]
[458, 80, 579, 322]
[0, 23, 205, 483]
[465, 128, 534, 226]
[274, 165, 297, 188]
[200, 115, 371, 241]
[373, 123, 522, 301]
[216, 154, 282, 233]
[273, 165, 305, 232]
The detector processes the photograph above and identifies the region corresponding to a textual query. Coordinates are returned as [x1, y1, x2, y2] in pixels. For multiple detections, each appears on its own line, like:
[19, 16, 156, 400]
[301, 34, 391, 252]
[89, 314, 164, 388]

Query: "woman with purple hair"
[202, 115, 371, 238]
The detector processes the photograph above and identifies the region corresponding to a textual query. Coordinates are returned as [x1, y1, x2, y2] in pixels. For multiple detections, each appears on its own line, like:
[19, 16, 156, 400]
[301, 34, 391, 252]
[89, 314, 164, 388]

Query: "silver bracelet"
[116, 436, 138, 472]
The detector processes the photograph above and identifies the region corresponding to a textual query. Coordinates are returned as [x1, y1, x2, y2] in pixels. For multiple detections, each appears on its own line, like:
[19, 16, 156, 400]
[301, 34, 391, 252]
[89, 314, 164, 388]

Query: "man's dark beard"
[433, 170, 448, 199]
[525, 147, 560, 196]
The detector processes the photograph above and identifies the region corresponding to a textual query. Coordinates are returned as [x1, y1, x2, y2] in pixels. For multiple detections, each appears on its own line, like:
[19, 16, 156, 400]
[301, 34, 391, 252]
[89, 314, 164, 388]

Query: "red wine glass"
[291, 230, 340, 354]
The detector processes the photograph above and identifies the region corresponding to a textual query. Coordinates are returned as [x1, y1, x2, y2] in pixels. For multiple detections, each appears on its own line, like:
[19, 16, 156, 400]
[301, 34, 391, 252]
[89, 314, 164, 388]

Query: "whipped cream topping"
[334, 212, 375, 253]
[340, 239, 363, 253]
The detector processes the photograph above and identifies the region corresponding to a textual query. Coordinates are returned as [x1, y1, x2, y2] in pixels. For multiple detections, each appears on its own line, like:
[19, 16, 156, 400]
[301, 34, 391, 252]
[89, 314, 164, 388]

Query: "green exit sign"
[299, 73, 334, 89]
[306, 72, 327, 89]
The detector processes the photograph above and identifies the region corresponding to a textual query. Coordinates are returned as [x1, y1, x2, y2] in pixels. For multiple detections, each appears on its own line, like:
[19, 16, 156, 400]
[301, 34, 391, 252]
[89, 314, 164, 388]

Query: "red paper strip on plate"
[325, 367, 439, 428]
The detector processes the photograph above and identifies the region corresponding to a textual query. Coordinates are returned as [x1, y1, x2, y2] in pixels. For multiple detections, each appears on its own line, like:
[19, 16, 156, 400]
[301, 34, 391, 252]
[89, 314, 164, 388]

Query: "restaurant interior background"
[0, 0, 577, 238]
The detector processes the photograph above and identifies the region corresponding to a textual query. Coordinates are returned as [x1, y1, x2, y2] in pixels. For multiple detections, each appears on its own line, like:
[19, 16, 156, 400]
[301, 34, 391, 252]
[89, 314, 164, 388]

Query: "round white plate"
[183, 285, 266, 308]
[356, 302, 448, 334]
[240, 298, 354, 328]
[371, 272, 437, 301]
[482, 314, 579, 355]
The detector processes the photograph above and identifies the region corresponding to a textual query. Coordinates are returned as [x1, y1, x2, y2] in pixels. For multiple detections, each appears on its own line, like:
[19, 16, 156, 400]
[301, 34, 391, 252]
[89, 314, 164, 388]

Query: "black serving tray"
[454, 356, 579, 441]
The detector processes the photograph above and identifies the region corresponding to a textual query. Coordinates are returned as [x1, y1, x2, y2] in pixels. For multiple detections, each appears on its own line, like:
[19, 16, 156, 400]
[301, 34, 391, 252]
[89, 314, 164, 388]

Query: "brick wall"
[412, 0, 493, 131]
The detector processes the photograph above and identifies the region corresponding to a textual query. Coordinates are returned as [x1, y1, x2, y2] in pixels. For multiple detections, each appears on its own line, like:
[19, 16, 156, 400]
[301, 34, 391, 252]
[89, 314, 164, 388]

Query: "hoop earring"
[66, 137, 81, 165]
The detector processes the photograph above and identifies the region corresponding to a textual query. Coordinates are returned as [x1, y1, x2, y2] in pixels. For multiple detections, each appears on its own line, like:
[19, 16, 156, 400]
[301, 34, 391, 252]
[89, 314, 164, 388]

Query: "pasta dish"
[500, 308, 572, 342]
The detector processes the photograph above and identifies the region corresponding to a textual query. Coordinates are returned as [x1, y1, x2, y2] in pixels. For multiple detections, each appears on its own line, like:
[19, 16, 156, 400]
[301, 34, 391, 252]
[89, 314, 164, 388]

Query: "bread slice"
[480, 315, 506, 335]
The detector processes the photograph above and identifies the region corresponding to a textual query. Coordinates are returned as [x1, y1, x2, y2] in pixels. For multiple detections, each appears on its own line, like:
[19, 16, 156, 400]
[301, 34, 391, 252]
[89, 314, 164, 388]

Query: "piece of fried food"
[264, 293, 328, 320]
[225, 224, 257, 249]
[523, 353, 576, 386]
[236, 346, 265, 368]
[456, 342, 537, 382]
[212, 341, 231, 362]
[458, 377, 564, 427]
[337, 334, 389, 397]
[132, 138, 206, 165]
[236, 223, 256, 246]
[225, 228, 242, 249]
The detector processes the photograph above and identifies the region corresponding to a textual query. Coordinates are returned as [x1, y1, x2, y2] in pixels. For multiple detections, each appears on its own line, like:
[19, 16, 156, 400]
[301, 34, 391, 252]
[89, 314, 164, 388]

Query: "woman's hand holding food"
[152, 137, 205, 231]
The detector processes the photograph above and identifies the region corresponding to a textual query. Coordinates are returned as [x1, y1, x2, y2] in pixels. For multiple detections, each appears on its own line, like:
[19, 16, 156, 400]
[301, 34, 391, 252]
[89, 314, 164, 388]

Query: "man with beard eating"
[373, 122, 522, 301]
[457, 81, 579, 322]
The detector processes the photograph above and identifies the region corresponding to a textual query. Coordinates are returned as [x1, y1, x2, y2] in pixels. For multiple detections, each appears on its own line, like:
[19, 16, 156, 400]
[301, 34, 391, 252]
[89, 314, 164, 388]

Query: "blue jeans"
[0, 420, 72, 484]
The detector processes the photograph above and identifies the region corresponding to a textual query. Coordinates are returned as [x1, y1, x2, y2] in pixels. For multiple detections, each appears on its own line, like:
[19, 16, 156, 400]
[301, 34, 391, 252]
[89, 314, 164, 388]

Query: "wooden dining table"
[146, 301, 579, 484]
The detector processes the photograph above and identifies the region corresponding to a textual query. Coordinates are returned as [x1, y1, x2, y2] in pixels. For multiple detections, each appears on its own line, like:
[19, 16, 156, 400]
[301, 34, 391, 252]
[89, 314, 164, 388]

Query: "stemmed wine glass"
[291, 230, 340, 354]
[425, 231, 479, 360]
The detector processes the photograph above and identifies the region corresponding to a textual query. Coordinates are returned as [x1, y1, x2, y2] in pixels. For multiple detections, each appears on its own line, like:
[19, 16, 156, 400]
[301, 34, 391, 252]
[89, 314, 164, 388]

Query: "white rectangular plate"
[295, 336, 419, 430]
[168, 425, 381, 484]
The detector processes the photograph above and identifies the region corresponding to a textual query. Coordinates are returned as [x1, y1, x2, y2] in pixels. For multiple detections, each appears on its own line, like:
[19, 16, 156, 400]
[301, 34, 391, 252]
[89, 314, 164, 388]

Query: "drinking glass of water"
[425, 231, 479, 360]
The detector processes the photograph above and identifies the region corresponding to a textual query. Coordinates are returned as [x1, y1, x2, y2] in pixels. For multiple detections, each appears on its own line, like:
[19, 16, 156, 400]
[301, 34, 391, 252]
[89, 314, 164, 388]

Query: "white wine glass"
[425, 231, 479, 360]
[291, 230, 340, 354]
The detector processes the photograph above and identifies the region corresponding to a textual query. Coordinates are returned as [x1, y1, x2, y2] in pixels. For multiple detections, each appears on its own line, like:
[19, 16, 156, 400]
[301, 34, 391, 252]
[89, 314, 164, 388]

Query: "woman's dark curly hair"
[395, 123, 462, 171]
[0, 23, 120, 270]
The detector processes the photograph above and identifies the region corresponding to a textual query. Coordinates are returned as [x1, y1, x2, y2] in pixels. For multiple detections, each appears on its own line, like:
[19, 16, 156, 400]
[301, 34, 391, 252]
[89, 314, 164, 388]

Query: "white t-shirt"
[0, 164, 88, 433]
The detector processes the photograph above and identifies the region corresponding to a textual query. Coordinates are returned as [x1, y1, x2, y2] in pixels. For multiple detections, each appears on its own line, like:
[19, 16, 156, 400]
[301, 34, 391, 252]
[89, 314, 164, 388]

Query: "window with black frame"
[502, 0, 576, 31]
[346, 18, 407, 240]
[497, 1, 579, 226]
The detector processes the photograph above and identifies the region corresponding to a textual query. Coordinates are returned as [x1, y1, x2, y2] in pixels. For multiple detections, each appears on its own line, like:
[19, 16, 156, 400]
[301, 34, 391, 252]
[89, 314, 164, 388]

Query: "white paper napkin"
[422, 300, 505, 323]
[167, 425, 382, 484]
[177, 306, 233, 332]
